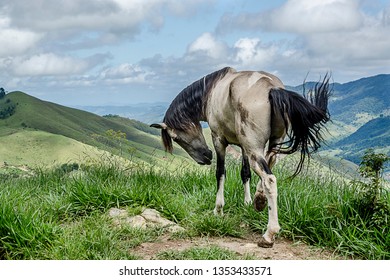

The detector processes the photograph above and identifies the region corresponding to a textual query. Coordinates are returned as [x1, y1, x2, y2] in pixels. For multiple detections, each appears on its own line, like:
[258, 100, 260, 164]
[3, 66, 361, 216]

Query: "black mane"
[161, 67, 232, 153]
[163, 67, 232, 131]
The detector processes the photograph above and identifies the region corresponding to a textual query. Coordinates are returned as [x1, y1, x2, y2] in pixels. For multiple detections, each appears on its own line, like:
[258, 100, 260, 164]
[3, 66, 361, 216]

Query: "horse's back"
[229, 71, 283, 101]
[208, 70, 284, 147]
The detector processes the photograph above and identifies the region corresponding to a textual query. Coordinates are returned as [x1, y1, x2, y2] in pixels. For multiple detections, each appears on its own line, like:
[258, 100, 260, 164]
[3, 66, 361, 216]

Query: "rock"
[108, 207, 185, 233]
[126, 215, 147, 229]
[109, 208, 128, 218]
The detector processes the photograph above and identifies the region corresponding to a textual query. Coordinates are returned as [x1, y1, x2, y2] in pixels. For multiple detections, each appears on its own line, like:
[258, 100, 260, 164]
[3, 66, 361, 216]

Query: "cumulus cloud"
[187, 32, 228, 59]
[217, 0, 363, 34]
[233, 38, 277, 67]
[267, 0, 363, 33]
[1, 0, 212, 48]
[0, 0, 212, 94]
[9, 53, 110, 77]
[10, 53, 90, 76]
[213, 0, 390, 83]
[99, 63, 155, 84]
[0, 18, 42, 56]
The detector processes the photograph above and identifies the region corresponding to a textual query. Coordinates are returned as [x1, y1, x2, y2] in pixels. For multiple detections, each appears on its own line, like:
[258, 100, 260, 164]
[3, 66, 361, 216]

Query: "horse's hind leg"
[253, 137, 283, 212]
[253, 181, 267, 212]
[249, 153, 280, 248]
[266, 136, 285, 169]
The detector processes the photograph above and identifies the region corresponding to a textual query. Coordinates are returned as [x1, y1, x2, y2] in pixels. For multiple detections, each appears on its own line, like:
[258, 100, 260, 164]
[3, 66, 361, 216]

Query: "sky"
[0, 0, 389, 106]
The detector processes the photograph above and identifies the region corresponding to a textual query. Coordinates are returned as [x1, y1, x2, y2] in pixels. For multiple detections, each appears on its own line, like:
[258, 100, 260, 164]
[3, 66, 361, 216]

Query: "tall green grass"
[0, 158, 388, 259]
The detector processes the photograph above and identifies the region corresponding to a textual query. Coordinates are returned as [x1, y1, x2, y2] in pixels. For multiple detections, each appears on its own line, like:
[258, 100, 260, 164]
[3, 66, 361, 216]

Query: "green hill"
[0, 91, 189, 167]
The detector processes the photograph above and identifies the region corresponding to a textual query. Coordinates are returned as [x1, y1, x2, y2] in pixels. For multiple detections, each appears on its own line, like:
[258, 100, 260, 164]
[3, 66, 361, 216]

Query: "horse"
[151, 67, 331, 248]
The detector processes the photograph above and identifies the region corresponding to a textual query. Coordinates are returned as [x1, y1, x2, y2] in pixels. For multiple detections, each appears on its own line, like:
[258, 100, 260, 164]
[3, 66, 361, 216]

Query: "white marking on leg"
[243, 180, 252, 205]
[214, 175, 225, 216]
[262, 174, 280, 243]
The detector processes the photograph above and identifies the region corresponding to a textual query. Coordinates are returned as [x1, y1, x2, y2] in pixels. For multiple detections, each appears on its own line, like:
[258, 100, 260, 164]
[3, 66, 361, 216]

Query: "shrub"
[352, 149, 389, 230]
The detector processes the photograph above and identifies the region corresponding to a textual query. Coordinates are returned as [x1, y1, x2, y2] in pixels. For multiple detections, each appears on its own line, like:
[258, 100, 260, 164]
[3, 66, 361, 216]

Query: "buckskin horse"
[151, 67, 330, 247]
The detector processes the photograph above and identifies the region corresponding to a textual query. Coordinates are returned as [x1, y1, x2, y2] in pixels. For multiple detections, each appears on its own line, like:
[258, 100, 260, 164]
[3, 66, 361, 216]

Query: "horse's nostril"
[204, 150, 213, 159]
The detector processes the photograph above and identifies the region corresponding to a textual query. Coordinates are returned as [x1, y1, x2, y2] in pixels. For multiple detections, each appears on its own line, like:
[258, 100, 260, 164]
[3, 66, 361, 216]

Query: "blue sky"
[0, 0, 389, 106]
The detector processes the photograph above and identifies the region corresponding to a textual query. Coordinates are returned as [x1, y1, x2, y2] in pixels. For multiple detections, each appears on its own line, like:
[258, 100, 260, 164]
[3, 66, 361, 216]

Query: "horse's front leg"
[241, 150, 252, 205]
[213, 137, 227, 216]
[242, 149, 267, 211]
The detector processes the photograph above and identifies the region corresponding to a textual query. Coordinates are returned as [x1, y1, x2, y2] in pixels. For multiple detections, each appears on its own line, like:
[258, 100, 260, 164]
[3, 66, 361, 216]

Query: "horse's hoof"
[213, 207, 224, 216]
[257, 237, 274, 248]
[253, 192, 267, 212]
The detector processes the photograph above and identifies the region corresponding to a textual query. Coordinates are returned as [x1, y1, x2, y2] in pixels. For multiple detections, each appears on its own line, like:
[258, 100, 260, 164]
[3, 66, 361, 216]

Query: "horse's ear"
[150, 123, 167, 130]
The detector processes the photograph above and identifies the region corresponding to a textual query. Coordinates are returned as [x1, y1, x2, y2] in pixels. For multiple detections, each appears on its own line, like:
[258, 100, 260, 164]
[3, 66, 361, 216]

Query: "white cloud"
[0, 17, 42, 56]
[269, 0, 363, 33]
[99, 63, 155, 84]
[11, 53, 91, 76]
[2, 0, 211, 42]
[187, 32, 228, 59]
[233, 38, 276, 67]
[213, 0, 390, 83]
[217, 0, 363, 34]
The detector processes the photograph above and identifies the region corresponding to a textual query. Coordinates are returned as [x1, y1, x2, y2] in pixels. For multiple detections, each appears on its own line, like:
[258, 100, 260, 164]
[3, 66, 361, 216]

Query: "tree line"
[0, 87, 16, 119]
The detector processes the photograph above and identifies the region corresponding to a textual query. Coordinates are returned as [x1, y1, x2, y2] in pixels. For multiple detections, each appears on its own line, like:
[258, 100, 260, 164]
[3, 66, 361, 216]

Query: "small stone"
[108, 208, 128, 218]
[126, 215, 147, 229]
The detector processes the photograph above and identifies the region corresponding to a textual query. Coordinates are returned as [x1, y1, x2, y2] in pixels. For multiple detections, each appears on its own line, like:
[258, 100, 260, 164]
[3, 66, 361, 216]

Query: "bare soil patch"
[132, 234, 339, 260]
[109, 207, 340, 260]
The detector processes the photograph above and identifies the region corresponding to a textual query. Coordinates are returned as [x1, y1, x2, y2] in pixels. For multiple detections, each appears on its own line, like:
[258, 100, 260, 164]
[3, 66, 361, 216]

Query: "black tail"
[269, 75, 331, 176]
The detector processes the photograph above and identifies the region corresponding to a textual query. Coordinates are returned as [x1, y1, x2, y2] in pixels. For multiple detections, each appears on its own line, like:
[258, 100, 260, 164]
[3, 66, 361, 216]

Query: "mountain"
[330, 74, 390, 126]
[0, 91, 189, 167]
[334, 116, 390, 164]
[77, 103, 168, 124]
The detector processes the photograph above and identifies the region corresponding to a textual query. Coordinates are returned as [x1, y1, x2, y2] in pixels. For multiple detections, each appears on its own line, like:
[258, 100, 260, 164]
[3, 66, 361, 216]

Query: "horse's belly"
[210, 123, 239, 145]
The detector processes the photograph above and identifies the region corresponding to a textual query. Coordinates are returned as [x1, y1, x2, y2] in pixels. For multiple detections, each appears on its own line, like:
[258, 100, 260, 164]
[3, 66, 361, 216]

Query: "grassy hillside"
[0, 91, 190, 167]
[0, 130, 122, 168]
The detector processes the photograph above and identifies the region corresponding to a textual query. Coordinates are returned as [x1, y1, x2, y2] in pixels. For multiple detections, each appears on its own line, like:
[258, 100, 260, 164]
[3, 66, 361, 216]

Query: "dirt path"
[132, 234, 338, 260]
[109, 207, 340, 260]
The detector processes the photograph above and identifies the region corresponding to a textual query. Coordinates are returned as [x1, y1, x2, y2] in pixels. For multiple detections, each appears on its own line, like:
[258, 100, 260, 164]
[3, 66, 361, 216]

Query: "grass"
[0, 157, 389, 260]
[0, 130, 116, 167]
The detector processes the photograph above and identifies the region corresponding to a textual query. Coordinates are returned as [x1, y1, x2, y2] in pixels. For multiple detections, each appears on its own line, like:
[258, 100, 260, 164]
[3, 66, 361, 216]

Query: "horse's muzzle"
[197, 149, 213, 165]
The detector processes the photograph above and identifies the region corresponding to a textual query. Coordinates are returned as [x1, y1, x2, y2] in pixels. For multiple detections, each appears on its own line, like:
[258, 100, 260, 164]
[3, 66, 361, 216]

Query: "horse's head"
[150, 122, 213, 165]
